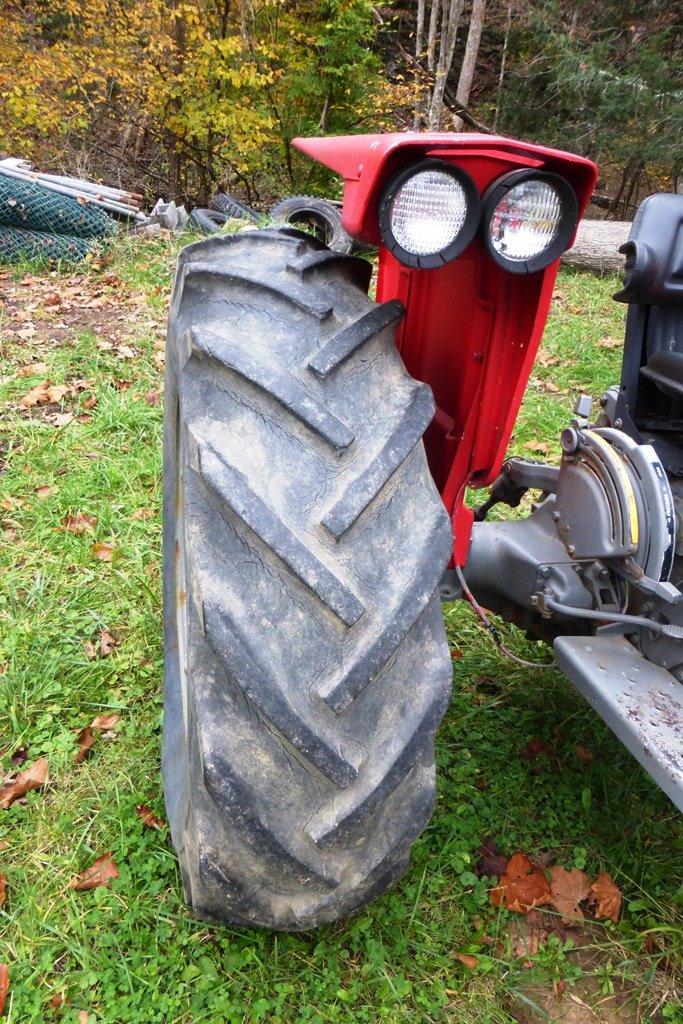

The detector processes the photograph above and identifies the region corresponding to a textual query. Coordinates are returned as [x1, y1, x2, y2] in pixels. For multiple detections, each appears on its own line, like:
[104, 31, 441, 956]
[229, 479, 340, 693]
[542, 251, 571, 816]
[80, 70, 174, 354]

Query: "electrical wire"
[543, 596, 683, 638]
[454, 565, 556, 669]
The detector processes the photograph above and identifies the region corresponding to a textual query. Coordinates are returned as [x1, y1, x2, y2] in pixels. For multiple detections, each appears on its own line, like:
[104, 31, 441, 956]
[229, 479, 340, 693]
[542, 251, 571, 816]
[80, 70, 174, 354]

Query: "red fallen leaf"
[548, 865, 591, 923]
[44, 293, 62, 307]
[475, 837, 507, 878]
[0, 757, 49, 809]
[0, 874, 7, 909]
[90, 714, 120, 732]
[136, 804, 166, 830]
[490, 853, 553, 914]
[69, 852, 119, 891]
[91, 542, 114, 561]
[50, 992, 64, 1009]
[83, 394, 98, 410]
[144, 389, 160, 406]
[590, 872, 621, 922]
[575, 744, 593, 765]
[521, 738, 556, 762]
[450, 648, 462, 660]
[453, 951, 478, 970]
[554, 979, 566, 999]
[61, 512, 96, 535]
[99, 629, 117, 657]
[74, 728, 95, 764]
[0, 963, 8, 1015]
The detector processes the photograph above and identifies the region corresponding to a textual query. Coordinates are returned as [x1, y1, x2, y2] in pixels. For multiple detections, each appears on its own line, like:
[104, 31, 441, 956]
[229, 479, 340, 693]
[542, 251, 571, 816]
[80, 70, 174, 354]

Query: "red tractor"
[162, 132, 683, 929]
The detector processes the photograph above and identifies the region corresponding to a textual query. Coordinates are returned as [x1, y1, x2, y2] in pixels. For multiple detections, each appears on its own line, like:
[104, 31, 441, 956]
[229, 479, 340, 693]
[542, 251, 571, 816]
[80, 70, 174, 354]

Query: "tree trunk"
[493, 3, 511, 132]
[452, 0, 486, 131]
[413, 0, 427, 128]
[561, 219, 631, 273]
[427, 0, 464, 129]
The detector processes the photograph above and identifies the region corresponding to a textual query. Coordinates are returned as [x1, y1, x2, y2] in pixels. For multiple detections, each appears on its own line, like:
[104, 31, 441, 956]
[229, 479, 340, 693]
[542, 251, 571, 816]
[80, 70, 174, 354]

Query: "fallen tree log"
[562, 218, 631, 273]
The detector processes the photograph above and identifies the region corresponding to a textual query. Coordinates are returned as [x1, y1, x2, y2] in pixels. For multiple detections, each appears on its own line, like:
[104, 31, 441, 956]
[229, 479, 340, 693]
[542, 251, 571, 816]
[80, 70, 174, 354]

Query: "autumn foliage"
[0, 1, 392, 203]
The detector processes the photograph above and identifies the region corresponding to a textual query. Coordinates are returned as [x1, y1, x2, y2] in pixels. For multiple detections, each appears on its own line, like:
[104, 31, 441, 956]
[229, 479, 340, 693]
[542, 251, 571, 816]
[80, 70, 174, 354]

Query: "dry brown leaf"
[542, 380, 564, 394]
[90, 714, 120, 731]
[99, 629, 117, 657]
[69, 852, 119, 891]
[453, 951, 478, 970]
[35, 485, 57, 500]
[83, 394, 98, 410]
[136, 804, 166, 830]
[45, 385, 69, 404]
[490, 853, 553, 914]
[596, 336, 621, 350]
[144, 390, 160, 406]
[0, 757, 49, 809]
[575, 744, 593, 765]
[50, 992, 64, 1009]
[47, 412, 74, 428]
[0, 963, 8, 1016]
[590, 872, 621, 922]
[74, 728, 96, 764]
[18, 383, 50, 408]
[15, 362, 48, 377]
[131, 507, 153, 521]
[16, 323, 36, 340]
[0, 875, 6, 909]
[91, 542, 114, 561]
[78, 1011, 89, 1023]
[83, 640, 97, 660]
[548, 865, 591, 923]
[523, 440, 552, 455]
[61, 512, 96, 535]
[44, 293, 62, 307]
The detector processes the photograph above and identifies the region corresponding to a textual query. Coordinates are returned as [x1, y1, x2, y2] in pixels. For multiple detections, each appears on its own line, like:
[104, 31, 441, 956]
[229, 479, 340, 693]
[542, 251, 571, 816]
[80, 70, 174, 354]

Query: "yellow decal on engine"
[584, 430, 639, 549]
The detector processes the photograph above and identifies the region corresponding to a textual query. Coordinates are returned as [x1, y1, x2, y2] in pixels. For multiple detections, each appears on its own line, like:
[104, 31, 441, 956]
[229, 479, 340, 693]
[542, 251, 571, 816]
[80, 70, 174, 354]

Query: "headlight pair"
[378, 160, 578, 274]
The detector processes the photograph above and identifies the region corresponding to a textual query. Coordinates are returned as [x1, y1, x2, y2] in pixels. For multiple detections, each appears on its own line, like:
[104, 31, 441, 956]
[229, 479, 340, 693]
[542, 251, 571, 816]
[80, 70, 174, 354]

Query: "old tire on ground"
[210, 191, 260, 223]
[270, 196, 354, 254]
[163, 227, 453, 929]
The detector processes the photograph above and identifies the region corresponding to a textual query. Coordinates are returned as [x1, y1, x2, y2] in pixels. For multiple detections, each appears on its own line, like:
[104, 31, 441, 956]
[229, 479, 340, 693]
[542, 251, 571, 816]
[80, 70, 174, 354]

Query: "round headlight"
[379, 160, 480, 269]
[481, 170, 578, 274]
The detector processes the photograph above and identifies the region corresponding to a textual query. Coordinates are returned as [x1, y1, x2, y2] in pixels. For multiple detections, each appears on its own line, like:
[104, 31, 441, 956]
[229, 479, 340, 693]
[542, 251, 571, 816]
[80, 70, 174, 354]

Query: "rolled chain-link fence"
[0, 225, 95, 264]
[0, 171, 116, 264]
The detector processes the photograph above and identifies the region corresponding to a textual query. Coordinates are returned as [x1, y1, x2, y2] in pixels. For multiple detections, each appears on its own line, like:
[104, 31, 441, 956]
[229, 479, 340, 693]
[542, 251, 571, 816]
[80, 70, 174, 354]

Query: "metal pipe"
[0, 165, 145, 220]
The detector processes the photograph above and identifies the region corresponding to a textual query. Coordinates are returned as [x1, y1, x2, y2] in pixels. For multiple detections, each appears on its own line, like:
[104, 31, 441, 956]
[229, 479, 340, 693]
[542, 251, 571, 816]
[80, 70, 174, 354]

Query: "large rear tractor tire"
[162, 228, 453, 929]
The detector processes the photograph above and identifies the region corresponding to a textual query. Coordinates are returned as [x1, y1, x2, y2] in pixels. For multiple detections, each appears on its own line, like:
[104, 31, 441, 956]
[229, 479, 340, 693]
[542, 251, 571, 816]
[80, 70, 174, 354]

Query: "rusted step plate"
[554, 634, 682, 811]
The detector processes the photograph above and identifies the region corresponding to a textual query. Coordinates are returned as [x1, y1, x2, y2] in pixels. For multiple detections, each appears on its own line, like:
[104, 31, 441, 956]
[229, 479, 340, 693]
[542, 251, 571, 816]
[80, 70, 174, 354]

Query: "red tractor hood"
[293, 132, 597, 245]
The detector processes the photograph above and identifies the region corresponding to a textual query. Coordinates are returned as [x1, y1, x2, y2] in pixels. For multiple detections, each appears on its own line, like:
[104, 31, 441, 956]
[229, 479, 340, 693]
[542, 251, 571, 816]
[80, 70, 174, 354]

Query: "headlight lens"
[489, 180, 562, 260]
[481, 170, 578, 273]
[391, 171, 468, 256]
[379, 160, 480, 268]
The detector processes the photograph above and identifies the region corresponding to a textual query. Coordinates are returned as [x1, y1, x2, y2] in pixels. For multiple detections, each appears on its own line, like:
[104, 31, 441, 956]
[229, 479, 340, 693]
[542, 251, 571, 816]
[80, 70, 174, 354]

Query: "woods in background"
[0, 1, 679, 216]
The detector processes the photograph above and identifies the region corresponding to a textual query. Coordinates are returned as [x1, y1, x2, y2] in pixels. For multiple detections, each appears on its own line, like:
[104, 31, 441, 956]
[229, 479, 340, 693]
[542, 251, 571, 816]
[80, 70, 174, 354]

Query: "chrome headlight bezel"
[480, 169, 579, 274]
[378, 159, 481, 269]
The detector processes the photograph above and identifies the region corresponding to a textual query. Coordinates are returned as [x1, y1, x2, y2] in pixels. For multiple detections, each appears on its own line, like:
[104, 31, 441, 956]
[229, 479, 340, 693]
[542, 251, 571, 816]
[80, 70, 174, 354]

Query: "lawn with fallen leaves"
[0, 237, 680, 1023]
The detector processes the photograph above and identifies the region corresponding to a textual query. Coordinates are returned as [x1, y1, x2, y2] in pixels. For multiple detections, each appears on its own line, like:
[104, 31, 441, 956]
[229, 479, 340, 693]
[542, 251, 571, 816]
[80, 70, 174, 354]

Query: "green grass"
[0, 239, 680, 1023]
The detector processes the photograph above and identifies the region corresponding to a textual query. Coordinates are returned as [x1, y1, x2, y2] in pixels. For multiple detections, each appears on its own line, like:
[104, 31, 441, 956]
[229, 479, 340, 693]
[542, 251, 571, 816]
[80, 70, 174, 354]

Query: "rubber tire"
[188, 208, 228, 235]
[270, 196, 355, 255]
[210, 191, 260, 223]
[163, 227, 453, 930]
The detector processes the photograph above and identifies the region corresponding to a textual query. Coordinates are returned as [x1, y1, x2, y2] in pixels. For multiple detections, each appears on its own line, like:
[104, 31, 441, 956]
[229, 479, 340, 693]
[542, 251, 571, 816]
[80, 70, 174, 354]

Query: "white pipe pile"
[0, 159, 148, 222]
